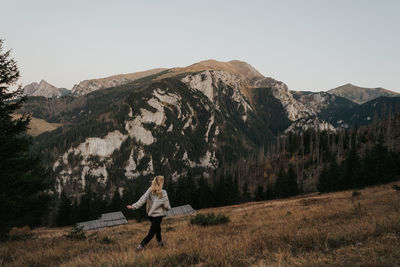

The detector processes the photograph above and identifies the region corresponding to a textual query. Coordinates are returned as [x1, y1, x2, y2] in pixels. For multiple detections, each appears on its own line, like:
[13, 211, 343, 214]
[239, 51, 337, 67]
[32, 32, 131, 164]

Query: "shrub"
[392, 184, 400, 191]
[190, 213, 229, 226]
[100, 236, 113, 244]
[8, 226, 33, 240]
[65, 224, 86, 240]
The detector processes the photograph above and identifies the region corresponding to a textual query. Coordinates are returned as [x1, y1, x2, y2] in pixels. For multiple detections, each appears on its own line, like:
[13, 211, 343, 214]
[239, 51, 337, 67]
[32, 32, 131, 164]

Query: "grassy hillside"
[1, 182, 399, 266]
[12, 114, 62, 137]
[27, 117, 62, 136]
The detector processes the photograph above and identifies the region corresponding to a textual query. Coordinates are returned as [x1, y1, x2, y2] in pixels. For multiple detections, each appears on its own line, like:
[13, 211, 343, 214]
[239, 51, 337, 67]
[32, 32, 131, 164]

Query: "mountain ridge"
[328, 83, 399, 104]
[71, 68, 167, 95]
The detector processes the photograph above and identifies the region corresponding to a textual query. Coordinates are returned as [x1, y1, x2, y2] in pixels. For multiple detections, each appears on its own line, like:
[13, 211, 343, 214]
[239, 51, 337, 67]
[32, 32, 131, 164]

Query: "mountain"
[293, 90, 400, 129]
[71, 68, 167, 95]
[20, 59, 400, 198]
[328, 83, 399, 104]
[23, 80, 71, 98]
[21, 60, 290, 196]
[292, 91, 358, 129]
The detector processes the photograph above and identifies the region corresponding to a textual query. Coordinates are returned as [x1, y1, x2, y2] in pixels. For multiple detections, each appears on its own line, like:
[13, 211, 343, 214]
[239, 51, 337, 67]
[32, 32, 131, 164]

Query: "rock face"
[328, 83, 399, 104]
[51, 68, 267, 195]
[71, 68, 166, 96]
[23, 80, 69, 98]
[254, 78, 313, 121]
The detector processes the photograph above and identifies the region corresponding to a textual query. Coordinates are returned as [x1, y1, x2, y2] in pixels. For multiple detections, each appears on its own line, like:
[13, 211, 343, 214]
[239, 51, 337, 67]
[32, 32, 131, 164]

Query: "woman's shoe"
[136, 244, 144, 252]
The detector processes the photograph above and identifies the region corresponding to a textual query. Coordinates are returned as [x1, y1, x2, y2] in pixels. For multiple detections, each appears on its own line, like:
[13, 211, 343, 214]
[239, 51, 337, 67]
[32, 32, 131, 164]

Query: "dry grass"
[1, 183, 400, 266]
[27, 117, 62, 136]
[12, 114, 62, 136]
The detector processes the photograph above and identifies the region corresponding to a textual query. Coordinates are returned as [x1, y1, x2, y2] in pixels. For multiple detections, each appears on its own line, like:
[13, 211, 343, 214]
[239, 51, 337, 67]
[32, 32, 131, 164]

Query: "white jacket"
[131, 189, 171, 217]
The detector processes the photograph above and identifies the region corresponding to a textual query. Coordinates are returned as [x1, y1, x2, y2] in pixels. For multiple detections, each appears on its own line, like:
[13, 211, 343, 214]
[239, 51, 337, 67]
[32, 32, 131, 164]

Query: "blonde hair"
[150, 175, 164, 198]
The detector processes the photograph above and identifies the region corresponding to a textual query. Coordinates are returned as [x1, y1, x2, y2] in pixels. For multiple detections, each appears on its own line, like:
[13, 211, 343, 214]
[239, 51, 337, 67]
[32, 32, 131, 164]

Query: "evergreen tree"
[255, 186, 264, 201]
[78, 190, 92, 221]
[214, 174, 238, 206]
[231, 176, 241, 204]
[264, 186, 275, 200]
[197, 176, 213, 208]
[70, 198, 79, 224]
[109, 189, 123, 212]
[129, 179, 148, 221]
[342, 149, 361, 189]
[174, 170, 198, 207]
[274, 167, 288, 198]
[362, 148, 376, 186]
[327, 160, 342, 191]
[164, 176, 176, 206]
[286, 165, 298, 196]
[122, 187, 135, 219]
[317, 164, 332, 192]
[55, 191, 71, 226]
[241, 181, 251, 202]
[88, 192, 104, 219]
[0, 40, 52, 238]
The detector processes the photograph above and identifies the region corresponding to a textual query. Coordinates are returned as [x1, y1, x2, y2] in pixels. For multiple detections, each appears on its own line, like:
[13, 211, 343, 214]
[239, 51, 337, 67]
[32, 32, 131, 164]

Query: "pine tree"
[274, 167, 288, 198]
[241, 181, 251, 202]
[197, 176, 213, 208]
[55, 191, 71, 226]
[213, 174, 225, 206]
[70, 198, 79, 224]
[78, 192, 91, 221]
[164, 176, 176, 206]
[0, 40, 53, 238]
[286, 165, 298, 196]
[342, 149, 361, 189]
[122, 187, 134, 219]
[109, 189, 123, 212]
[317, 164, 332, 192]
[255, 186, 264, 201]
[327, 160, 342, 191]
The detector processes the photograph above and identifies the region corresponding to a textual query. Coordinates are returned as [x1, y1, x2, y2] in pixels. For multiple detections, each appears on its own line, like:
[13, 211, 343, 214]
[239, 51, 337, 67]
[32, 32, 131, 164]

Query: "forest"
[54, 111, 400, 226]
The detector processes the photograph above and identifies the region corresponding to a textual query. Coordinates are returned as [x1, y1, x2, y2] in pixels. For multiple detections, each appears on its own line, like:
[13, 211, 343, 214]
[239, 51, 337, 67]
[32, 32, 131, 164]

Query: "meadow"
[1, 182, 399, 267]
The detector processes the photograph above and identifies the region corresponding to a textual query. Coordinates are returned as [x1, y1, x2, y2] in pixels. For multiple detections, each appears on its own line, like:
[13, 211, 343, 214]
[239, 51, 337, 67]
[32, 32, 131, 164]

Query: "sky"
[1, 0, 399, 92]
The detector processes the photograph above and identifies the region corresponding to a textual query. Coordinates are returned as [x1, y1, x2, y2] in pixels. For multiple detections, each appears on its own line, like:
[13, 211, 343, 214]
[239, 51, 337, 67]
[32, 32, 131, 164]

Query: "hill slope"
[2, 182, 399, 266]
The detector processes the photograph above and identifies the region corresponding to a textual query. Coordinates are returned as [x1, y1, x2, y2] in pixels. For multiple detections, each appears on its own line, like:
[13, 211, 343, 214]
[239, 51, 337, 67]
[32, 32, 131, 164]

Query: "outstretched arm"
[126, 189, 150, 210]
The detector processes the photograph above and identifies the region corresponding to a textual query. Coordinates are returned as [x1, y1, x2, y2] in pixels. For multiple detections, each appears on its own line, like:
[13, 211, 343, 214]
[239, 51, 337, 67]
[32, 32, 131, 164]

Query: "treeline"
[55, 141, 400, 227]
[318, 143, 400, 192]
[55, 111, 400, 227]
[55, 167, 300, 226]
[55, 188, 147, 227]
[221, 110, 400, 194]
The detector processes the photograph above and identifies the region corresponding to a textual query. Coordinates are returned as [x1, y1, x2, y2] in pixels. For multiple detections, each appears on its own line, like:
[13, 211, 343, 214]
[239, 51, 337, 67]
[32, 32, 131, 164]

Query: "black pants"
[140, 216, 163, 246]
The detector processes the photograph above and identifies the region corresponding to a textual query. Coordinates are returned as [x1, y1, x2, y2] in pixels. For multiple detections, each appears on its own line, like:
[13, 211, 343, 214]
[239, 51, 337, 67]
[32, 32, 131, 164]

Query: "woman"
[126, 175, 171, 251]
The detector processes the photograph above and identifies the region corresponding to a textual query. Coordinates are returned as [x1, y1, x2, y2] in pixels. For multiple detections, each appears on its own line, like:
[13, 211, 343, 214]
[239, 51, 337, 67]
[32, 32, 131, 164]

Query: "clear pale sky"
[1, 0, 399, 92]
